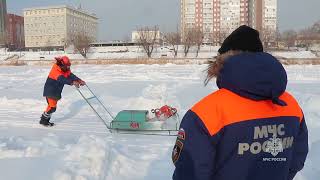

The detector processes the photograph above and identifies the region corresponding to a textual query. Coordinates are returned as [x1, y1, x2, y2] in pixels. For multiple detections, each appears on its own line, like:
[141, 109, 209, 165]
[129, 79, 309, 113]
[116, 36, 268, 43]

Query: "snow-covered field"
[0, 46, 318, 61]
[0, 64, 319, 180]
[271, 51, 318, 59]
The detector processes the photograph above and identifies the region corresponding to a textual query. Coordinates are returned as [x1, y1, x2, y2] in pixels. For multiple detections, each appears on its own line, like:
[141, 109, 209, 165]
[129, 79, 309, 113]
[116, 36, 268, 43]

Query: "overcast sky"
[6, 0, 320, 41]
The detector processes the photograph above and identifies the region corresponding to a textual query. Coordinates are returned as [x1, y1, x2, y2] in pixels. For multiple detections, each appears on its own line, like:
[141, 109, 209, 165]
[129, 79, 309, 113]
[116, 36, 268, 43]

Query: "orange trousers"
[45, 97, 58, 114]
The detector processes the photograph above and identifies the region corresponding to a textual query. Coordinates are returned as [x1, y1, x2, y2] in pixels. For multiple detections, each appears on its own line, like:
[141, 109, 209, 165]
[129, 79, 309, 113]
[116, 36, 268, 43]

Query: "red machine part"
[130, 122, 140, 129]
[151, 105, 177, 119]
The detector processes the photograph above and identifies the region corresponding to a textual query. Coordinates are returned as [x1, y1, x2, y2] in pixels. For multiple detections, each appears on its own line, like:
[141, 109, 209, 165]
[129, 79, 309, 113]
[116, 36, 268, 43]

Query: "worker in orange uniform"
[40, 56, 85, 126]
[172, 25, 308, 180]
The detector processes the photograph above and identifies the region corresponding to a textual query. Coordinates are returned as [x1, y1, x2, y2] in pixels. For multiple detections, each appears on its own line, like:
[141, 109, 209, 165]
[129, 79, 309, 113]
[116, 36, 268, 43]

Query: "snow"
[0, 64, 319, 180]
[271, 51, 318, 59]
[0, 46, 196, 61]
[1, 46, 317, 62]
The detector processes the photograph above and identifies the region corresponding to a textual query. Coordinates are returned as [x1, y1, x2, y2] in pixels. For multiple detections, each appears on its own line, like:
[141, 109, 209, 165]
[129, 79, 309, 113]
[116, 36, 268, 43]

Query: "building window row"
[26, 35, 63, 40]
[25, 9, 65, 15]
[25, 22, 64, 28]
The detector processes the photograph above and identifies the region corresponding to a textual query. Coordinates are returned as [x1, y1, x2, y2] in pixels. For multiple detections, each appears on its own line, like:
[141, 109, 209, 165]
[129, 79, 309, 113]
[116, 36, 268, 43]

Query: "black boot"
[39, 112, 54, 126]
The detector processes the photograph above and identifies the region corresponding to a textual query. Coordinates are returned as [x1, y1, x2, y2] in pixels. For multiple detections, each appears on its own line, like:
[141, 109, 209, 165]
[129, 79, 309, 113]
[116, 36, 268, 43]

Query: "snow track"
[1, 64, 320, 180]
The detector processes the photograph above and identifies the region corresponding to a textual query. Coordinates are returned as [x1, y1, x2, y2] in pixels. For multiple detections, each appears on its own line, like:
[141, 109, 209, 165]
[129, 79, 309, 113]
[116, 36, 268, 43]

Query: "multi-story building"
[181, 0, 204, 41]
[24, 5, 98, 50]
[6, 14, 25, 50]
[0, 0, 7, 47]
[219, 0, 249, 40]
[253, 0, 277, 45]
[249, 0, 277, 32]
[181, 0, 277, 45]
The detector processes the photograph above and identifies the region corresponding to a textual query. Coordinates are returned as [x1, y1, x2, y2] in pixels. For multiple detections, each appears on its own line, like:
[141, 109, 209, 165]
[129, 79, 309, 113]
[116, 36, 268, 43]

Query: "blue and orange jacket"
[43, 64, 80, 100]
[172, 52, 308, 180]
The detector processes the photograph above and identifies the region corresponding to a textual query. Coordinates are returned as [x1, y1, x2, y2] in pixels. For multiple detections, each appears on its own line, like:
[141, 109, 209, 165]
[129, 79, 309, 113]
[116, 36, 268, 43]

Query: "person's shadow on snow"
[53, 99, 86, 123]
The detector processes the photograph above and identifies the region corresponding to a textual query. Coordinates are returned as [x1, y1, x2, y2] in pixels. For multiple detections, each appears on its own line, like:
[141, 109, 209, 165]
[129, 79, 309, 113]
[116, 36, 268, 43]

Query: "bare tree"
[311, 21, 320, 33]
[275, 28, 282, 49]
[182, 26, 204, 57]
[297, 22, 320, 50]
[164, 29, 181, 58]
[182, 27, 194, 57]
[211, 31, 221, 46]
[193, 27, 204, 57]
[298, 28, 315, 50]
[72, 33, 92, 58]
[219, 31, 229, 44]
[262, 27, 276, 49]
[136, 26, 160, 58]
[206, 32, 214, 46]
[281, 30, 297, 50]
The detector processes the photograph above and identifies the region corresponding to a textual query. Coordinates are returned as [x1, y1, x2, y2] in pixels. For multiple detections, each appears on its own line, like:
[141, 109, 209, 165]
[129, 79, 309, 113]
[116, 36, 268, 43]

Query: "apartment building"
[250, 0, 277, 31]
[24, 5, 98, 49]
[181, 0, 277, 44]
[0, 0, 7, 47]
[6, 14, 25, 50]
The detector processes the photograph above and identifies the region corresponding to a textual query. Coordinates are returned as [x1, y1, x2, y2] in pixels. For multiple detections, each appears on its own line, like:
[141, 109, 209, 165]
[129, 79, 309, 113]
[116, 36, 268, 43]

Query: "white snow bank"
[0, 134, 107, 180]
[271, 51, 317, 59]
[56, 135, 107, 180]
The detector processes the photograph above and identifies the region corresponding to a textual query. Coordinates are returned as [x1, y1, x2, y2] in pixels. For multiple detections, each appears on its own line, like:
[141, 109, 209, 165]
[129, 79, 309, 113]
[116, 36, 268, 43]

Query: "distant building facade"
[249, 0, 277, 45]
[6, 14, 25, 50]
[131, 30, 163, 44]
[24, 5, 98, 50]
[181, 0, 277, 45]
[0, 0, 7, 47]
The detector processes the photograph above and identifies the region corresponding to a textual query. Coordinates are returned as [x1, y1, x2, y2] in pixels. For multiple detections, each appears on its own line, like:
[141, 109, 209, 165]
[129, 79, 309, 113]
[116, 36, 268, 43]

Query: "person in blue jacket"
[40, 56, 85, 126]
[172, 25, 308, 180]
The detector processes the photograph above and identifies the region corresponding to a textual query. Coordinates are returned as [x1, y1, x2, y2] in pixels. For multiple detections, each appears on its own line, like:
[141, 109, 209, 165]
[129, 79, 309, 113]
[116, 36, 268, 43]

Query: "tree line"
[71, 20, 320, 58]
[280, 21, 320, 50]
